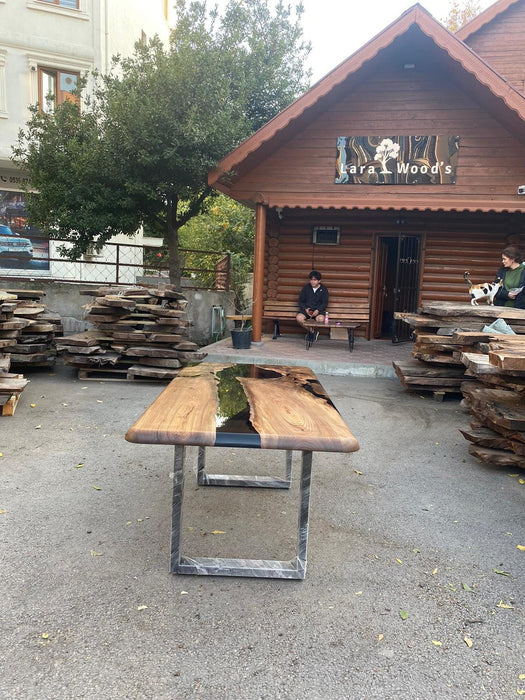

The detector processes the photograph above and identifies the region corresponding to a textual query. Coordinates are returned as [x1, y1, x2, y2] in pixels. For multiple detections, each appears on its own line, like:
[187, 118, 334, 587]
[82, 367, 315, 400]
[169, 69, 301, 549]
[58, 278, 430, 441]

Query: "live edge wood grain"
[125, 362, 359, 454]
[238, 375, 358, 452]
[125, 367, 222, 445]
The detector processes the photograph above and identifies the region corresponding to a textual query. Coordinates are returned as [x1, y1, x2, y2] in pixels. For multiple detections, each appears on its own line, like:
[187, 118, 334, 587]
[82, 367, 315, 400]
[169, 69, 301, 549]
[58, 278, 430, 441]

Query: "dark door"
[372, 234, 421, 342]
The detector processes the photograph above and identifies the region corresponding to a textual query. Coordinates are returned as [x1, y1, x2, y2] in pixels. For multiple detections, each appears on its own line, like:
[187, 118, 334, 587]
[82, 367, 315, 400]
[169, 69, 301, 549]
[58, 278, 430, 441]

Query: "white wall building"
[0, 0, 175, 281]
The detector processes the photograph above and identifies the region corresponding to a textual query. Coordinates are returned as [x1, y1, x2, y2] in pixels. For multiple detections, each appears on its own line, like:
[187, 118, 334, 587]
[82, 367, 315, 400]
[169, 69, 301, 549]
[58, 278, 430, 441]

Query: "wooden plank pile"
[393, 301, 525, 399]
[0, 288, 60, 370]
[458, 334, 525, 468]
[59, 285, 206, 380]
[0, 353, 29, 416]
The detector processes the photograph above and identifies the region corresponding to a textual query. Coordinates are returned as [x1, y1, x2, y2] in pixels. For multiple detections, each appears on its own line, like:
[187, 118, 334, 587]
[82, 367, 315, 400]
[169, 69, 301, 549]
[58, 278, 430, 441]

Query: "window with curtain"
[38, 67, 79, 113]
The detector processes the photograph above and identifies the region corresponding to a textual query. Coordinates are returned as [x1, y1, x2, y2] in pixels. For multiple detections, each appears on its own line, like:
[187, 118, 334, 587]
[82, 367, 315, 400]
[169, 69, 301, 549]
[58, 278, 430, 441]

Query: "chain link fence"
[0, 237, 230, 290]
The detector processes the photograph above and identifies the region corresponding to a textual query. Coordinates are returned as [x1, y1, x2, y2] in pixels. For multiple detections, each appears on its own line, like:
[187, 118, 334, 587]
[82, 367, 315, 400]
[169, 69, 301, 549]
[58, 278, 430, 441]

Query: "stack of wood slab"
[0, 353, 29, 416]
[458, 334, 525, 468]
[0, 288, 60, 370]
[393, 302, 525, 399]
[0, 291, 31, 415]
[58, 285, 205, 380]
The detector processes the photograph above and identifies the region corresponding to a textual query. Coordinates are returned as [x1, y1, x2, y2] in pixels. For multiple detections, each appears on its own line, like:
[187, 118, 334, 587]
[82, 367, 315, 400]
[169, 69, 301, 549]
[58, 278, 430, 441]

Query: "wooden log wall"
[463, 2, 525, 95]
[263, 208, 522, 337]
[420, 224, 512, 304]
[264, 211, 373, 337]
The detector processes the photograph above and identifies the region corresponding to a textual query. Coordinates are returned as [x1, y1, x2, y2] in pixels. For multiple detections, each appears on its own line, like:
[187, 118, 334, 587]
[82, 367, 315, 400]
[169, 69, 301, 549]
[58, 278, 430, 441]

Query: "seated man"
[296, 270, 329, 342]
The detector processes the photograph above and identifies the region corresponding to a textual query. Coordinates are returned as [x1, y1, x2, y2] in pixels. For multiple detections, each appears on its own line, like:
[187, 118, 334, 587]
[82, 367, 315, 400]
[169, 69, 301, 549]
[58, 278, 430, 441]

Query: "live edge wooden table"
[125, 362, 359, 579]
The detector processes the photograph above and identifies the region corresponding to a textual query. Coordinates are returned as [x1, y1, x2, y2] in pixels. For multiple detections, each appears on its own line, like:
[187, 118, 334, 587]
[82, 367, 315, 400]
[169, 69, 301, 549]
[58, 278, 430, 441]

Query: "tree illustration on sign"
[375, 138, 400, 174]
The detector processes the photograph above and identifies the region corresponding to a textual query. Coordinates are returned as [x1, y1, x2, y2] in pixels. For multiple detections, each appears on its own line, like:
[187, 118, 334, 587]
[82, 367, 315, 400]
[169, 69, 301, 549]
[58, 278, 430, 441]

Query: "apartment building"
[0, 0, 175, 279]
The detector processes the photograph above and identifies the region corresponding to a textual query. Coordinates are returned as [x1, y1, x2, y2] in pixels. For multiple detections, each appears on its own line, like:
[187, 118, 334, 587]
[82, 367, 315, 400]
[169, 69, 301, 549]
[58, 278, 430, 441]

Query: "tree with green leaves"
[12, 0, 311, 288]
[178, 193, 255, 311]
[443, 0, 481, 32]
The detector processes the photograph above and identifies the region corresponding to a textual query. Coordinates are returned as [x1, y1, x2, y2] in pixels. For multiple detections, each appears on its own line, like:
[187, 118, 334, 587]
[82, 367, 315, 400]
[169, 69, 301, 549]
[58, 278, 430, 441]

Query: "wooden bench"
[262, 300, 370, 344]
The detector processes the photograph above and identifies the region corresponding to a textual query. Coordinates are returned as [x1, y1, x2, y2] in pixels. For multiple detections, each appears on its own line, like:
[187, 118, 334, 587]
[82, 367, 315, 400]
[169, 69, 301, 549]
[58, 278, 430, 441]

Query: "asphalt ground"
[1, 363, 524, 699]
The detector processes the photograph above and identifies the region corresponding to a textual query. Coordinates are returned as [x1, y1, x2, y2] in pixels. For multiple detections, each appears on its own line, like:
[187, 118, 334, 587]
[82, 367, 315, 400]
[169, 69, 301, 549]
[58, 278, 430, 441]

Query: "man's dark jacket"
[298, 283, 329, 314]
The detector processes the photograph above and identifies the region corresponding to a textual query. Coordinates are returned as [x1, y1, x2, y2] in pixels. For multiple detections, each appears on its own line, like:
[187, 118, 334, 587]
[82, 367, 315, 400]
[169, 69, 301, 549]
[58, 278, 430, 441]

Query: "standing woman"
[494, 246, 525, 308]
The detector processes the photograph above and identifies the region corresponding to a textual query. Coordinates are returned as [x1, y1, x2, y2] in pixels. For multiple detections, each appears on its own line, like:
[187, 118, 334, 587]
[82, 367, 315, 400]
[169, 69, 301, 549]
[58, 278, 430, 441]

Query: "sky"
[300, 0, 495, 82]
[212, 0, 495, 83]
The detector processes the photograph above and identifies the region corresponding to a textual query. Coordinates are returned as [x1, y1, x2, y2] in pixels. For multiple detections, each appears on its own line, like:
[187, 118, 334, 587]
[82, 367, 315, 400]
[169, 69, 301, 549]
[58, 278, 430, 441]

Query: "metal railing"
[0, 237, 230, 290]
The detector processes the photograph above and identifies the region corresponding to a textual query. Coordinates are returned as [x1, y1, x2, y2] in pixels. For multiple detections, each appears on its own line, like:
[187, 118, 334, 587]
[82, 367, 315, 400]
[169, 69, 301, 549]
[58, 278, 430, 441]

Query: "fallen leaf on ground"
[378, 634, 384, 642]
[396, 559, 403, 564]
[0, 509, 7, 514]
[353, 470, 362, 475]
[517, 545, 525, 551]
[137, 605, 148, 611]
[76, 464, 84, 469]
[90, 550, 103, 556]
[493, 568, 511, 576]
[211, 530, 226, 535]
[92, 485, 101, 490]
[431, 640, 442, 646]
[41, 633, 49, 639]
[497, 600, 514, 609]
[354, 591, 363, 596]
[432, 567, 438, 575]
[464, 636, 473, 648]
[462, 583, 476, 593]
[399, 610, 409, 620]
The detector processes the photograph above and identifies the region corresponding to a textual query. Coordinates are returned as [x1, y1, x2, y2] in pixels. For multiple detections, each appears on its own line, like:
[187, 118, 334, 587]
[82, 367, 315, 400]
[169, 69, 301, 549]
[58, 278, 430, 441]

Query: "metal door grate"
[392, 235, 420, 343]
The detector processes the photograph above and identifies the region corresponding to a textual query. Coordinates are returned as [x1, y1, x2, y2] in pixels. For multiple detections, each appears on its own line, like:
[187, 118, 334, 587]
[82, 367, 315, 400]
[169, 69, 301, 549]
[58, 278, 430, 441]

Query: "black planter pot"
[231, 328, 252, 349]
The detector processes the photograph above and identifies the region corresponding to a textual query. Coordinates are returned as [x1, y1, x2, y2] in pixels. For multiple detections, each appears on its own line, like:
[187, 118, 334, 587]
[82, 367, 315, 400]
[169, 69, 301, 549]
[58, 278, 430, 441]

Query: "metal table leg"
[347, 327, 355, 352]
[170, 447, 312, 579]
[197, 446, 292, 489]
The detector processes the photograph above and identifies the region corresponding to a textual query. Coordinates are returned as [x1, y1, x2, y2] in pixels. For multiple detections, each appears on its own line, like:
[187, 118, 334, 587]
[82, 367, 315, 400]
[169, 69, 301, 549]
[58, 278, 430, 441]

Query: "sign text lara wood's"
[335, 136, 459, 185]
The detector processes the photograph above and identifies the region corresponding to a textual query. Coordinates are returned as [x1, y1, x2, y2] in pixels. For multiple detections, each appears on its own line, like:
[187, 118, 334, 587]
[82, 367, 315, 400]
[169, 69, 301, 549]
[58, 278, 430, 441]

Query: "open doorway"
[372, 234, 421, 342]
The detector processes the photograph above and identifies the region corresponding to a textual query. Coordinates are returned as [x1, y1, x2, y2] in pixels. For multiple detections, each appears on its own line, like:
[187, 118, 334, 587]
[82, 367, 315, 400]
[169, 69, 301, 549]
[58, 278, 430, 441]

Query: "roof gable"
[456, 0, 521, 41]
[209, 2, 525, 190]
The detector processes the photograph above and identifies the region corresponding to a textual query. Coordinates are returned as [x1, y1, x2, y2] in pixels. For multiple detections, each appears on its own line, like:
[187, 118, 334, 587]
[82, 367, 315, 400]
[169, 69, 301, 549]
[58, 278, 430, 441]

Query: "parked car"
[0, 224, 33, 260]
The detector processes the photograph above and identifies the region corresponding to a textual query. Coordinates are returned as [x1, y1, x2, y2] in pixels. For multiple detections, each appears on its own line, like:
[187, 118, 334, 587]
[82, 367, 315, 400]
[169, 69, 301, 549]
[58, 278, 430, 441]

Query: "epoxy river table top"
[125, 362, 359, 453]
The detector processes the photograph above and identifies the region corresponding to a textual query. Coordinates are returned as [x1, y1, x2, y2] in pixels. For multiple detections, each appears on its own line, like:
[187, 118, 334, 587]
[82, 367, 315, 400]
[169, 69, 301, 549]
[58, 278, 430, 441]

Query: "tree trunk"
[166, 195, 181, 289]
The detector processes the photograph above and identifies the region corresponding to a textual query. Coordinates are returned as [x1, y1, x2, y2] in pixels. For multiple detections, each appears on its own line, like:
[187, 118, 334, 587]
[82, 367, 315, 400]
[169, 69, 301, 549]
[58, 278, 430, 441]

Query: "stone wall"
[0, 279, 235, 344]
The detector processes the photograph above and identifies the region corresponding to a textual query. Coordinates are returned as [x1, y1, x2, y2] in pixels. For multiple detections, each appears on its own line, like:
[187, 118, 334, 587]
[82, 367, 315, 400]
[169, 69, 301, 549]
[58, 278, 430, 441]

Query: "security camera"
[518, 185, 525, 195]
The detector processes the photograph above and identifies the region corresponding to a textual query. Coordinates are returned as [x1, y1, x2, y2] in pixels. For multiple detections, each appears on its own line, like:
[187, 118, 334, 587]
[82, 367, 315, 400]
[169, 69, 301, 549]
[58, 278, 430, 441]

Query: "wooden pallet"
[77, 366, 173, 382]
[78, 367, 130, 381]
[1, 393, 20, 416]
[405, 386, 463, 402]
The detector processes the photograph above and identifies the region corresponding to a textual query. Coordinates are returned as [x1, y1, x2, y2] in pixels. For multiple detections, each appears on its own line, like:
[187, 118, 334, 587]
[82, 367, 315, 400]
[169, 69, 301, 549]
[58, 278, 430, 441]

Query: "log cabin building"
[208, 0, 525, 343]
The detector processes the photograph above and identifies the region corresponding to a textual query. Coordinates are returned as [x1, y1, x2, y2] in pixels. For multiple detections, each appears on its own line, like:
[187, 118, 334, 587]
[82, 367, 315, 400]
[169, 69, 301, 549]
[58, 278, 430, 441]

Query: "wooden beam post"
[252, 203, 267, 343]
